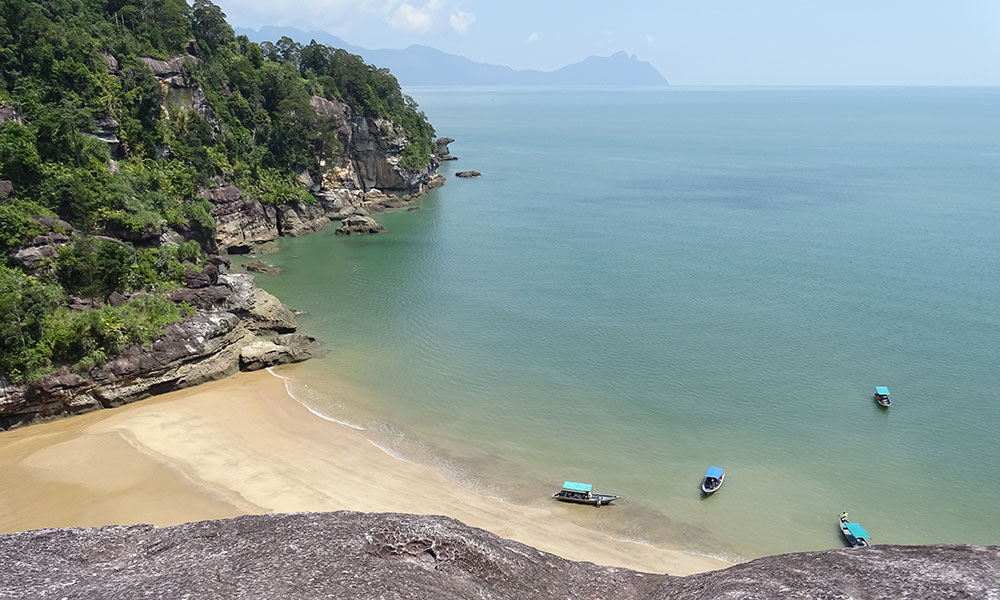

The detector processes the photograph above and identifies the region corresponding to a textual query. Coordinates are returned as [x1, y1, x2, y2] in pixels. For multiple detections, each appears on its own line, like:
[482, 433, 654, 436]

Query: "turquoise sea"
[244, 87, 1000, 561]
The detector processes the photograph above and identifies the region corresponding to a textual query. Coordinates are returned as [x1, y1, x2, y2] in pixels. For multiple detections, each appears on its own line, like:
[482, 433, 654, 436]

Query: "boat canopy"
[704, 467, 724, 479]
[875, 386, 890, 396]
[846, 522, 871, 539]
[562, 481, 593, 493]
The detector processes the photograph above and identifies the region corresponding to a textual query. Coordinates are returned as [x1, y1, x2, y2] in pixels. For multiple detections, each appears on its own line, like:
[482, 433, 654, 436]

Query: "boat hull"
[553, 493, 620, 506]
[875, 396, 891, 407]
[702, 474, 725, 494]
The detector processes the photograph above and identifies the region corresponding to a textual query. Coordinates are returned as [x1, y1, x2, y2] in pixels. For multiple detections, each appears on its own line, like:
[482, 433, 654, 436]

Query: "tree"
[191, 0, 233, 53]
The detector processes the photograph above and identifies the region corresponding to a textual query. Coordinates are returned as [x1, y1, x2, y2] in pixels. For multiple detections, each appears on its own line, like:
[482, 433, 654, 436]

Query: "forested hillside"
[0, 0, 436, 383]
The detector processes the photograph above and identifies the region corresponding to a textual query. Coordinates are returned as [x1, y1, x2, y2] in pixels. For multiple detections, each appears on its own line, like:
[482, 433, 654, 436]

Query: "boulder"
[335, 215, 386, 235]
[0, 180, 12, 198]
[184, 268, 212, 289]
[244, 261, 281, 274]
[455, 171, 481, 178]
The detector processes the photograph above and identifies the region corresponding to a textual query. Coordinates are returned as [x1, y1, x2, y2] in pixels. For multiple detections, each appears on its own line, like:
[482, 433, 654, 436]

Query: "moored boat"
[839, 512, 871, 548]
[552, 481, 620, 506]
[702, 467, 725, 494]
[874, 386, 891, 407]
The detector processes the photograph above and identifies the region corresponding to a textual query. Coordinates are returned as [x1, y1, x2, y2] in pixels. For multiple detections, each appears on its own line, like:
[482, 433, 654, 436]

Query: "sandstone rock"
[335, 215, 386, 235]
[455, 170, 481, 178]
[205, 183, 280, 253]
[244, 261, 281, 274]
[0, 103, 22, 125]
[0, 180, 12, 198]
[140, 55, 198, 78]
[0, 512, 993, 600]
[435, 136, 457, 160]
[100, 50, 119, 74]
[10, 245, 56, 269]
[184, 268, 212, 289]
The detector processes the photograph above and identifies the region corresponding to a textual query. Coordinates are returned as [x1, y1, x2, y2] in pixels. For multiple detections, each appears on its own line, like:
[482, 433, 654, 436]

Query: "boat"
[874, 386, 891, 407]
[702, 467, 725, 494]
[552, 481, 620, 506]
[839, 512, 871, 548]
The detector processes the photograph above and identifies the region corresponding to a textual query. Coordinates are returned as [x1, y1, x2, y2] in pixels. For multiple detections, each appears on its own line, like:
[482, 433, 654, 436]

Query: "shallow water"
[244, 87, 1000, 560]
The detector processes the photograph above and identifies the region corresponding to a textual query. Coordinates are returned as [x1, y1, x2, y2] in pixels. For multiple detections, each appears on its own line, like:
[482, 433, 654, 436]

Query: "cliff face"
[0, 271, 316, 430]
[210, 93, 448, 254]
[0, 512, 994, 599]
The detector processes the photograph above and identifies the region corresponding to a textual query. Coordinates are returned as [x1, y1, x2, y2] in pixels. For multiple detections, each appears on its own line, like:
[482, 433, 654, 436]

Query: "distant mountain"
[236, 26, 668, 86]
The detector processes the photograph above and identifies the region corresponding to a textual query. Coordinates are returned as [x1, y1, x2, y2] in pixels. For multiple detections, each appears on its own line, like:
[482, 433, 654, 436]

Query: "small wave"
[302, 404, 366, 431]
[264, 367, 290, 380]
[265, 367, 366, 430]
[366, 439, 417, 463]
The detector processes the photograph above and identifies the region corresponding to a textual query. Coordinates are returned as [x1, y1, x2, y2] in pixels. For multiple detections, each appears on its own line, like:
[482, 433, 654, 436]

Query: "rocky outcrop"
[0, 102, 22, 125]
[0, 273, 316, 430]
[8, 215, 74, 271]
[435, 136, 457, 160]
[207, 184, 279, 253]
[456, 170, 481, 178]
[0, 512, 994, 599]
[139, 54, 219, 134]
[89, 113, 121, 154]
[205, 93, 449, 252]
[0, 180, 12, 198]
[335, 215, 387, 235]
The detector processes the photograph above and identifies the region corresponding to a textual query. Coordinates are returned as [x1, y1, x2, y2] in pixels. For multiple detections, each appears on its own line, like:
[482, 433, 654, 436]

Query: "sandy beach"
[0, 369, 727, 575]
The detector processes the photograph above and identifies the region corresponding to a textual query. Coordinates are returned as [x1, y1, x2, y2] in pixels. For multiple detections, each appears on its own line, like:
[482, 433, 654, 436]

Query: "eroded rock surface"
[336, 214, 387, 235]
[0, 512, 993, 600]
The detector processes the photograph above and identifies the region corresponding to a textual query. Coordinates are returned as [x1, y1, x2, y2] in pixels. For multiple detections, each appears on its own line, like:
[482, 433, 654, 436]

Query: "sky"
[216, 0, 1000, 85]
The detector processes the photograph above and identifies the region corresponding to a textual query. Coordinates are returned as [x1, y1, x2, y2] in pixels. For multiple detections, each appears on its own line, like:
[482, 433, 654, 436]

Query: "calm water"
[245, 87, 1000, 561]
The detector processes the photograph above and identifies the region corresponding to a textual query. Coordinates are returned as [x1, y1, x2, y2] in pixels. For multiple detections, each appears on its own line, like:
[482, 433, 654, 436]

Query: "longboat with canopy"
[839, 512, 872, 548]
[874, 386, 891, 407]
[552, 481, 620, 506]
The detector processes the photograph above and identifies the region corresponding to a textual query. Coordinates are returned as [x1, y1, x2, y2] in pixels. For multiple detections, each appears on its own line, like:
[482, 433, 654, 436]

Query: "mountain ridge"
[236, 26, 669, 86]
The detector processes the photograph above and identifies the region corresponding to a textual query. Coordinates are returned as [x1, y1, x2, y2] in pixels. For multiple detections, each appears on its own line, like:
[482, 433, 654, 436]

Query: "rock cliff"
[207, 93, 448, 253]
[0, 512, 994, 599]
[0, 271, 316, 430]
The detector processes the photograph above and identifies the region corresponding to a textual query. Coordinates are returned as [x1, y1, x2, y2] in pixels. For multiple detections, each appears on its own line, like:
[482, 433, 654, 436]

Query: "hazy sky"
[217, 0, 1000, 85]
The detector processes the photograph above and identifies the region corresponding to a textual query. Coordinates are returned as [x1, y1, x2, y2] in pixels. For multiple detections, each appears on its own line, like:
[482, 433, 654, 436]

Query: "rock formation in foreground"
[0, 512, 994, 599]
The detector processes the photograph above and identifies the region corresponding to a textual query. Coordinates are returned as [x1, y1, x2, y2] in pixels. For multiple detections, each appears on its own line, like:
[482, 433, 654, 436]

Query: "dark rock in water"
[435, 137, 457, 161]
[455, 170, 481, 178]
[407, 206, 421, 212]
[0, 512, 993, 600]
[335, 215, 386, 235]
[244, 260, 281, 274]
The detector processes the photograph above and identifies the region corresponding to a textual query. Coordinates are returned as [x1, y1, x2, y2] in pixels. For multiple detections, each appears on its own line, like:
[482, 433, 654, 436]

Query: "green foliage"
[45, 295, 187, 376]
[54, 236, 198, 299]
[0, 198, 51, 254]
[0, 264, 64, 381]
[0, 0, 437, 383]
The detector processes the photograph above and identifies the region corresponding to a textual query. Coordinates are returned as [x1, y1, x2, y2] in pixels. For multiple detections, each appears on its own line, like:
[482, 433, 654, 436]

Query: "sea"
[240, 86, 1000, 562]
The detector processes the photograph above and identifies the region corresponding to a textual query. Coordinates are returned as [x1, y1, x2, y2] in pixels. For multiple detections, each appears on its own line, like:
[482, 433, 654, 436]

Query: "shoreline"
[0, 368, 728, 575]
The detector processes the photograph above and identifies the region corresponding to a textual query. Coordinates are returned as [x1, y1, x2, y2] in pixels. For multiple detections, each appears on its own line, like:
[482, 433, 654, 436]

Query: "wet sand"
[0, 369, 727, 575]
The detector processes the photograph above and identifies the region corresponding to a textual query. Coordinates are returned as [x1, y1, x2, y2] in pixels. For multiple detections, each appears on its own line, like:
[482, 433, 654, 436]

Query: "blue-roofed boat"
[874, 386, 891, 407]
[701, 467, 725, 494]
[552, 481, 620, 506]
[839, 512, 871, 548]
